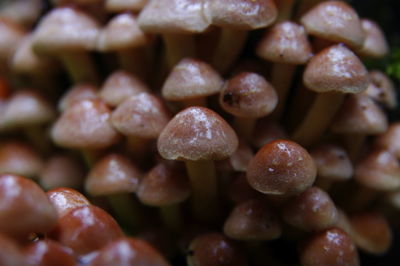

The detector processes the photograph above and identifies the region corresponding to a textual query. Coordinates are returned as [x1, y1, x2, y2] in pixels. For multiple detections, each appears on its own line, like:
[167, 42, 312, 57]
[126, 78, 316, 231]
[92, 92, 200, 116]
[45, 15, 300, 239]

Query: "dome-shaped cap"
[23, 239, 76, 266]
[47, 187, 90, 218]
[374, 122, 400, 158]
[0, 18, 25, 63]
[0, 0, 42, 29]
[157, 107, 238, 161]
[58, 83, 98, 112]
[363, 70, 396, 109]
[358, 19, 389, 58]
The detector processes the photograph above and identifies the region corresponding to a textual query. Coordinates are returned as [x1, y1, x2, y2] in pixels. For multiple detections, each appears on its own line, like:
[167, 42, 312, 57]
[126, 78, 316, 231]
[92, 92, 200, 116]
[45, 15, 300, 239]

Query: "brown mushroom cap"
[0, 0, 43, 29]
[58, 83, 98, 112]
[363, 70, 397, 109]
[210, 0, 277, 30]
[219, 72, 278, 118]
[223, 199, 281, 241]
[111, 92, 171, 139]
[303, 44, 369, 94]
[358, 19, 389, 58]
[157, 107, 238, 161]
[0, 234, 24, 266]
[0, 18, 25, 65]
[47, 187, 91, 218]
[374, 122, 400, 158]
[51, 98, 120, 149]
[247, 139, 316, 196]
[300, 1, 365, 49]
[105, 0, 148, 13]
[23, 239, 76, 266]
[256, 21, 313, 65]
[162, 58, 223, 101]
[85, 153, 142, 196]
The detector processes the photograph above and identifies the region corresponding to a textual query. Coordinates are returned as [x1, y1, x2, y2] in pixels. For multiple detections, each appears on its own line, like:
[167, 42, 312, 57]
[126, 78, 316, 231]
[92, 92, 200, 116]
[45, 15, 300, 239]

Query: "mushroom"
[0, 18, 25, 76]
[276, 0, 296, 21]
[252, 119, 288, 149]
[228, 173, 263, 205]
[362, 70, 397, 110]
[58, 83, 98, 112]
[23, 239, 76, 266]
[357, 19, 389, 59]
[0, 234, 24, 265]
[0, 0, 43, 29]
[46, 187, 91, 218]
[374, 122, 400, 159]
[105, 0, 148, 13]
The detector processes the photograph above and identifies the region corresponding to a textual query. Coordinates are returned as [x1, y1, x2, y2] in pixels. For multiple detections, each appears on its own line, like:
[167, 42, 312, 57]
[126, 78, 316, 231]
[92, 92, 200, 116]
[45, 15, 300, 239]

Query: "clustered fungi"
[0, 0, 398, 265]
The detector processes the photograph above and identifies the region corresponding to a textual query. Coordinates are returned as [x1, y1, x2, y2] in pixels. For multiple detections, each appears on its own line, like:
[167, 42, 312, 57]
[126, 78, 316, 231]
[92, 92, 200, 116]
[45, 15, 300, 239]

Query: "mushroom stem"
[126, 136, 150, 161]
[59, 51, 99, 84]
[159, 204, 183, 232]
[276, 0, 296, 21]
[233, 117, 256, 141]
[292, 92, 345, 146]
[108, 193, 142, 233]
[81, 149, 102, 168]
[182, 97, 207, 108]
[295, 0, 323, 20]
[185, 160, 219, 223]
[25, 126, 52, 155]
[163, 33, 195, 69]
[116, 48, 148, 80]
[212, 29, 248, 73]
[344, 133, 366, 162]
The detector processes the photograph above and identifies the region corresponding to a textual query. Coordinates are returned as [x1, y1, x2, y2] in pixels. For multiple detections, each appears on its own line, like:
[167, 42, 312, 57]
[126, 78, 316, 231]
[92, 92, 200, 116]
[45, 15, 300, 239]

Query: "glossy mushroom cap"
[219, 72, 278, 118]
[23, 239, 76, 266]
[85, 153, 142, 196]
[363, 70, 397, 109]
[210, 0, 277, 30]
[374, 122, 400, 158]
[58, 83, 98, 112]
[47, 187, 91, 218]
[247, 139, 316, 196]
[256, 21, 313, 65]
[105, 0, 148, 13]
[162, 58, 223, 102]
[0, 174, 57, 238]
[111, 92, 171, 139]
[303, 44, 369, 94]
[358, 19, 389, 58]
[0, 234, 24, 266]
[158, 107, 238, 161]
[51, 98, 120, 149]
[223, 199, 281, 241]
[300, 1, 365, 49]
[100, 70, 149, 107]
[300, 228, 359, 266]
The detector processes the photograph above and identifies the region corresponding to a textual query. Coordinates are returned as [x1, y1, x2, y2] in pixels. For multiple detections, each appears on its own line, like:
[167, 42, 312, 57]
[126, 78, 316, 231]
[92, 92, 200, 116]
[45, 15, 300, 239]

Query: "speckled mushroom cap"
[100, 70, 149, 107]
[97, 13, 147, 52]
[310, 144, 353, 182]
[358, 19, 389, 58]
[354, 148, 400, 191]
[85, 153, 142, 196]
[363, 70, 397, 109]
[106, 0, 148, 13]
[137, 0, 211, 34]
[32, 7, 100, 54]
[162, 58, 223, 101]
[219, 72, 278, 118]
[58, 83, 98, 112]
[223, 199, 281, 241]
[300, 1, 365, 49]
[51, 98, 120, 149]
[46, 187, 90, 218]
[0, 18, 25, 64]
[256, 21, 312, 65]
[303, 44, 369, 94]
[247, 139, 316, 196]
[374, 123, 400, 158]
[157, 107, 238, 161]
[111, 92, 171, 139]
[210, 0, 277, 30]
[331, 94, 388, 135]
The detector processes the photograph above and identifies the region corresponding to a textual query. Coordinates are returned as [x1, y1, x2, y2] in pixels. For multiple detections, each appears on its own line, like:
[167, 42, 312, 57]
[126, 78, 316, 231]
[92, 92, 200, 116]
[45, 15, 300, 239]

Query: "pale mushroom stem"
[160, 204, 183, 232]
[108, 193, 142, 233]
[117, 48, 149, 80]
[59, 51, 99, 84]
[163, 34, 196, 69]
[185, 160, 219, 223]
[292, 92, 345, 147]
[212, 29, 248, 73]
[344, 133, 366, 162]
[233, 117, 256, 141]
[276, 0, 296, 21]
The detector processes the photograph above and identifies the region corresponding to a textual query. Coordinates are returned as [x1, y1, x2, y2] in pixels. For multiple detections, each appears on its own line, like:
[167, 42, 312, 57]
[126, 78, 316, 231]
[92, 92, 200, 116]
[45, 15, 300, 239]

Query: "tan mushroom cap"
[300, 1, 365, 49]
[374, 122, 400, 158]
[58, 83, 98, 112]
[223, 199, 281, 241]
[0, 18, 25, 64]
[0, 0, 42, 29]
[105, 0, 148, 13]
[219, 72, 278, 118]
[331, 94, 388, 135]
[85, 153, 142, 196]
[97, 13, 146, 52]
[47, 187, 91, 218]
[247, 139, 316, 196]
[210, 0, 277, 30]
[111, 92, 171, 139]
[32, 7, 100, 54]
[310, 144, 353, 181]
[303, 44, 369, 94]
[100, 70, 149, 107]
[137, 0, 211, 34]
[158, 107, 238, 161]
[162, 58, 223, 101]
[137, 162, 190, 206]
[256, 21, 313, 65]
[363, 70, 397, 109]
[51, 98, 120, 149]
[358, 19, 389, 58]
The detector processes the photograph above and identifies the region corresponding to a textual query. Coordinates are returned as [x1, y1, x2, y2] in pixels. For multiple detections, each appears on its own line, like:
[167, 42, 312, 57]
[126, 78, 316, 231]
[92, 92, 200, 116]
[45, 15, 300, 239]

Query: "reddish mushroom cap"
[47, 187, 91, 218]
[0, 234, 24, 266]
[23, 239, 76, 266]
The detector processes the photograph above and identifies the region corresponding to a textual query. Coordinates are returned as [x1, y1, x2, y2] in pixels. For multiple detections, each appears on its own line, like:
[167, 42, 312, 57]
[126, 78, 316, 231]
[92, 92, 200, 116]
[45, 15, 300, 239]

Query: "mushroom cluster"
[0, 0, 398, 265]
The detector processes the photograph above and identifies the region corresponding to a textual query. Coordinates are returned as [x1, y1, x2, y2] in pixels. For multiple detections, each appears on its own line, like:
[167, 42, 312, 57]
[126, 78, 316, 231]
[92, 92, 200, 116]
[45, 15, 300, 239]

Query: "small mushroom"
[23, 239, 76, 266]
[46, 187, 91, 218]
[58, 83, 98, 112]
[357, 19, 389, 59]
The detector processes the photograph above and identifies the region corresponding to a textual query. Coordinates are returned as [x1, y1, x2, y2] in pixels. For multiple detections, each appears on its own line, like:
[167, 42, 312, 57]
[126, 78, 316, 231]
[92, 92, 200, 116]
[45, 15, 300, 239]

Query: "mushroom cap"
[374, 122, 400, 158]
[51, 98, 120, 149]
[223, 199, 281, 241]
[23, 239, 76, 266]
[58, 83, 98, 112]
[0, 18, 25, 63]
[358, 19, 389, 58]
[210, 0, 277, 30]
[162, 58, 223, 101]
[229, 139, 253, 172]
[111, 92, 171, 139]
[331, 94, 388, 135]
[137, 0, 211, 34]
[247, 139, 316, 196]
[100, 70, 149, 107]
[0, 174, 57, 238]
[219, 72, 278, 118]
[363, 70, 397, 109]
[300, 1, 365, 49]
[137, 162, 190, 206]
[0, 234, 24, 266]
[97, 13, 147, 52]
[303, 44, 369, 94]
[105, 0, 148, 13]
[256, 21, 313, 65]
[85, 153, 142, 196]
[0, 0, 42, 28]
[47, 187, 91, 218]
[32, 7, 100, 54]
[310, 144, 353, 182]
[157, 107, 238, 161]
